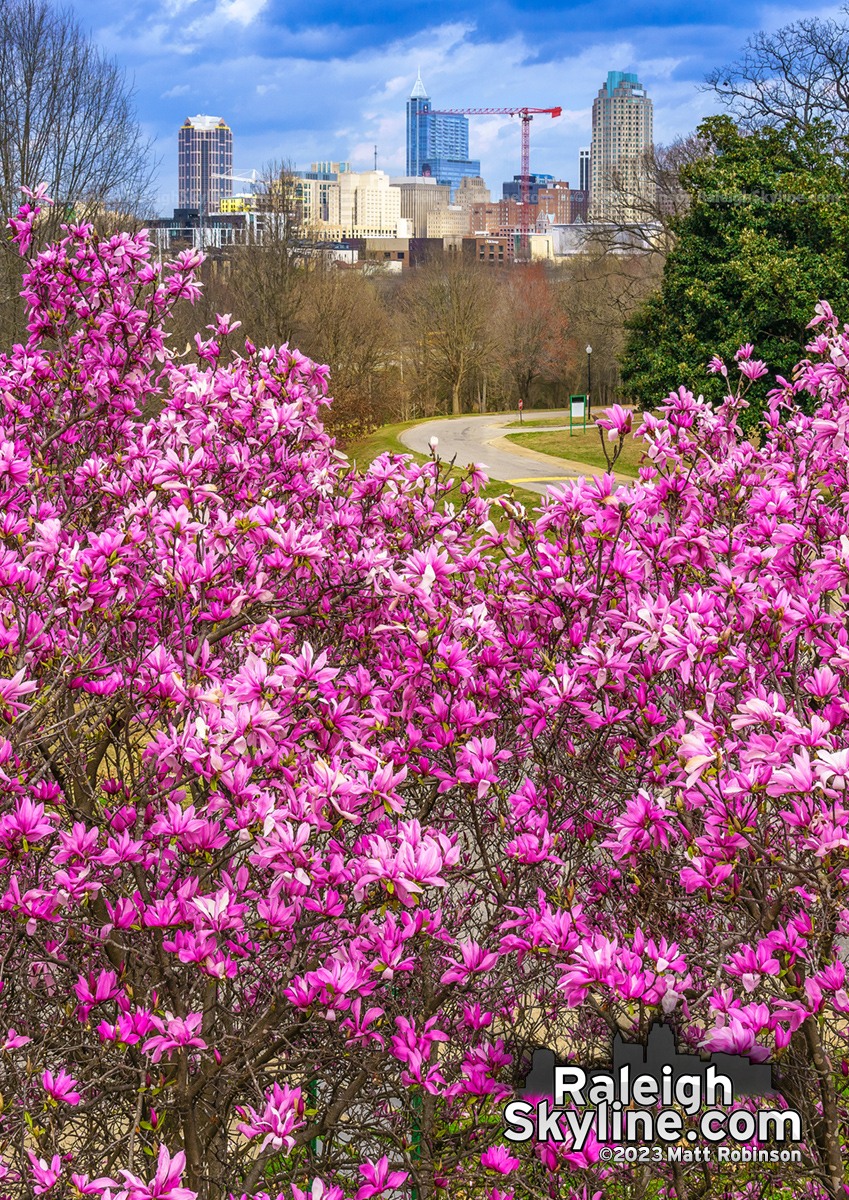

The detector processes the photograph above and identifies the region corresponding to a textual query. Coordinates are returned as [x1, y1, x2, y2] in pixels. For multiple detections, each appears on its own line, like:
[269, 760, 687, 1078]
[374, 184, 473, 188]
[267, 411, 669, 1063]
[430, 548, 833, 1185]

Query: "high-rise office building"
[178, 115, 233, 214]
[454, 176, 490, 209]
[391, 177, 451, 237]
[406, 71, 431, 177]
[590, 71, 653, 222]
[338, 171, 402, 236]
[579, 148, 590, 193]
[502, 173, 555, 204]
[405, 71, 480, 197]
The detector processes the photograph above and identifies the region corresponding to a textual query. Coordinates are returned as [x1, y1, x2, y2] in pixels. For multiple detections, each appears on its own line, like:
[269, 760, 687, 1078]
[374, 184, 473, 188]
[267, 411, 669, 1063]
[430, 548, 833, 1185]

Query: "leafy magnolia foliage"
[0, 191, 849, 1200]
[621, 115, 849, 422]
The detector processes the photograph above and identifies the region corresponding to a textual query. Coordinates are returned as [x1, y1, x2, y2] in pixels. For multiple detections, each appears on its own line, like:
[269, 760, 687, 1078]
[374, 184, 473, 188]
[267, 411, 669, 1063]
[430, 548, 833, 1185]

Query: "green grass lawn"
[341, 418, 437, 469]
[505, 418, 649, 477]
[342, 420, 542, 514]
[502, 416, 572, 429]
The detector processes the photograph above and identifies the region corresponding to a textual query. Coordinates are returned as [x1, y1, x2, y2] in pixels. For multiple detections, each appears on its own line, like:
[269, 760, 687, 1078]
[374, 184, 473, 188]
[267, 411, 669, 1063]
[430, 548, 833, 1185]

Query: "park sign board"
[570, 394, 587, 434]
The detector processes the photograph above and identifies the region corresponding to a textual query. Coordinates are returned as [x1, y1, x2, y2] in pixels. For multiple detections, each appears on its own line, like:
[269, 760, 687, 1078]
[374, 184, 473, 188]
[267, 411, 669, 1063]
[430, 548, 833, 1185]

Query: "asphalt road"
[398, 410, 590, 495]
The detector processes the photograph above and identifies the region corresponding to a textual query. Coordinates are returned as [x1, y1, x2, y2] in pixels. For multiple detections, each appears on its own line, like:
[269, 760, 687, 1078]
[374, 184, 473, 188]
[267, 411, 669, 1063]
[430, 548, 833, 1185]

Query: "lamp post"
[586, 344, 593, 412]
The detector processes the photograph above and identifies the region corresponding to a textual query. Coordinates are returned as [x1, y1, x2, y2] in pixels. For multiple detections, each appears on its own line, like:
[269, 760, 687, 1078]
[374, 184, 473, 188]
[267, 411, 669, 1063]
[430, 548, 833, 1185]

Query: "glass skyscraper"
[405, 72, 480, 198]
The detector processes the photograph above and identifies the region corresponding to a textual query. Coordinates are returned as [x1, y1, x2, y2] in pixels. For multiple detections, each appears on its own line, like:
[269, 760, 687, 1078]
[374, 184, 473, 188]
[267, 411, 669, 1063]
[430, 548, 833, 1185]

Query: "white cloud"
[159, 0, 201, 14]
[214, 0, 268, 26]
[95, 3, 843, 211]
[146, 24, 726, 207]
[183, 0, 268, 40]
[639, 55, 688, 80]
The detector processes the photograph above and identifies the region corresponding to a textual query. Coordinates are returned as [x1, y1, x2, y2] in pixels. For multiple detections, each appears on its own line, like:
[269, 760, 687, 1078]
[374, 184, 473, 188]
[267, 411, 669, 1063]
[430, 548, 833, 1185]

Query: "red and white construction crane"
[429, 106, 562, 254]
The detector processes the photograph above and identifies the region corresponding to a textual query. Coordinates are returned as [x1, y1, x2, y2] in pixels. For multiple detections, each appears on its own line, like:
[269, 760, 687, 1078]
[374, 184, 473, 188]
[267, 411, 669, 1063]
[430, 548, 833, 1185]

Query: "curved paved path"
[399, 411, 629, 496]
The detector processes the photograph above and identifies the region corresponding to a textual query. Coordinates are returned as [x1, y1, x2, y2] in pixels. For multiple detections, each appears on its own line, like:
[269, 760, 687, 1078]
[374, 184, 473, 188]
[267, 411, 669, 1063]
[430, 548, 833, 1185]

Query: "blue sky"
[73, 0, 842, 213]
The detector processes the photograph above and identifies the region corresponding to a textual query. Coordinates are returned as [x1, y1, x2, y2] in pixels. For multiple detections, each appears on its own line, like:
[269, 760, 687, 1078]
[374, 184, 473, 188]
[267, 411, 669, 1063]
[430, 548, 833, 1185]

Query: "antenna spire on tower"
[410, 68, 429, 100]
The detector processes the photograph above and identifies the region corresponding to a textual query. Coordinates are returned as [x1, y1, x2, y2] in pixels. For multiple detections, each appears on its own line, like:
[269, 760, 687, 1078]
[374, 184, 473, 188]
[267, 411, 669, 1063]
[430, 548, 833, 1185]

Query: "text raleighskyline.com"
[504, 1026, 803, 1152]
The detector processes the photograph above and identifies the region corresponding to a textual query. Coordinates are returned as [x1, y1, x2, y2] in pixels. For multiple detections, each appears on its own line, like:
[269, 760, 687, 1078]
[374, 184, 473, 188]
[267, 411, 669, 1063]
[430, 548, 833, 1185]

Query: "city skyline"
[70, 0, 843, 212]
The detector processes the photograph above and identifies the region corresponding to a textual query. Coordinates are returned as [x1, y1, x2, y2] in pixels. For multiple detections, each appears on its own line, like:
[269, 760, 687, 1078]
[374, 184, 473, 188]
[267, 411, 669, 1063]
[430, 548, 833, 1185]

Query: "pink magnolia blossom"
[119, 1145, 196, 1200]
[291, 1182, 345, 1200]
[41, 1067, 82, 1105]
[70, 1172, 121, 1194]
[3, 188, 849, 1200]
[1, 1027, 30, 1049]
[27, 1151, 62, 1194]
[595, 404, 632, 441]
[354, 1156, 408, 1199]
[142, 1012, 207, 1063]
[440, 940, 499, 984]
[480, 1145, 521, 1173]
[236, 1083, 304, 1154]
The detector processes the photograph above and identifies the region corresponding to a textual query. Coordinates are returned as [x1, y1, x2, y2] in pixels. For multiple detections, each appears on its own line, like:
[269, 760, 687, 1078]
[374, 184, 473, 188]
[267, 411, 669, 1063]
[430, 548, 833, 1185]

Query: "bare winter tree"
[555, 248, 664, 406]
[0, 0, 155, 345]
[400, 255, 496, 416]
[225, 161, 305, 350]
[0, 0, 155, 225]
[588, 135, 709, 257]
[704, 14, 849, 142]
[493, 264, 570, 408]
[295, 264, 400, 438]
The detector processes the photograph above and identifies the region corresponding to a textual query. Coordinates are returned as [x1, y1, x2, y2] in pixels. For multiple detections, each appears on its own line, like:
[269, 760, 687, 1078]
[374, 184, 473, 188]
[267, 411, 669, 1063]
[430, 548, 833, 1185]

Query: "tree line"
[168, 236, 662, 441]
[6, 0, 849, 438]
[620, 12, 849, 424]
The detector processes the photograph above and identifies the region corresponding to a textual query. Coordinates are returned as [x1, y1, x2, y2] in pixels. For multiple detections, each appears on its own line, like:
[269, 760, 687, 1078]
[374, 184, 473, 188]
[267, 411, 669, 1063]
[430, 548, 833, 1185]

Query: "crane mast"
[429, 106, 562, 259]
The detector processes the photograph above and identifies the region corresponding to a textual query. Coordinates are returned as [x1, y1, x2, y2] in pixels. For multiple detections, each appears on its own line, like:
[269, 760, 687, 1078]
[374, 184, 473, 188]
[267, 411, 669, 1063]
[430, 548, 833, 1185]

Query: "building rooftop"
[606, 71, 639, 90]
[410, 69, 429, 101]
[183, 114, 228, 130]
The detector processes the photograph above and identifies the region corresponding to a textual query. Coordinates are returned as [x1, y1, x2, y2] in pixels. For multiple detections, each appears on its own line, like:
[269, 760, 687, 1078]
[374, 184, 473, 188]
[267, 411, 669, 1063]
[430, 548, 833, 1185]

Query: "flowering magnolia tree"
[0, 190, 848, 1200]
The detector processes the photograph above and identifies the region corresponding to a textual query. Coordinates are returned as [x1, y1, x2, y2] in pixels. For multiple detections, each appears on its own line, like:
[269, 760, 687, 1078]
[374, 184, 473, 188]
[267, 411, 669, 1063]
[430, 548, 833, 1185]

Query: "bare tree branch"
[704, 15, 849, 149]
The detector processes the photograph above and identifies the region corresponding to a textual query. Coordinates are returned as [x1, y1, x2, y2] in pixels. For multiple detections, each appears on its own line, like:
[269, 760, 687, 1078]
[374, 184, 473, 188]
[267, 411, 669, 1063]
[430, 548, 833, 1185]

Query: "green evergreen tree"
[621, 116, 849, 421]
